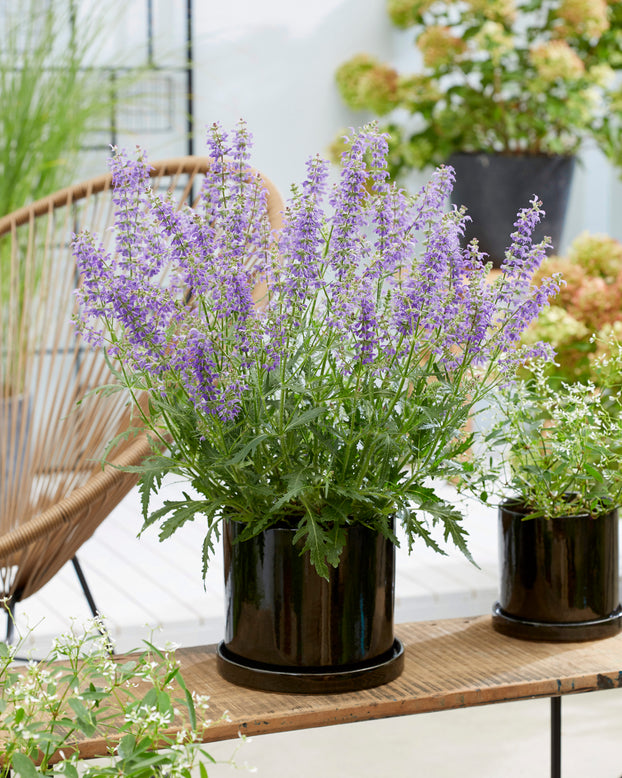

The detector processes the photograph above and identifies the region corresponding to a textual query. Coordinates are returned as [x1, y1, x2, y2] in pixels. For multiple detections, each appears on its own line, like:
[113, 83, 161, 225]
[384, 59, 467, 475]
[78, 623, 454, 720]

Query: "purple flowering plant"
[73, 121, 559, 578]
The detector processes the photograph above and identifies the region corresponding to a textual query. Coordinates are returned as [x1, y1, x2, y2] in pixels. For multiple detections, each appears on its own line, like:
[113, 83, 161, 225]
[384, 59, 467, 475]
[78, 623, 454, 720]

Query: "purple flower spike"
[278, 154, 329, 306]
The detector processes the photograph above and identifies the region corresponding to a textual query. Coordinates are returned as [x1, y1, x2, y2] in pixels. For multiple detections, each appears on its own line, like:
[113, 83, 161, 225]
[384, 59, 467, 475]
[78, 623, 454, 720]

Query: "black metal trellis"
[3, 1, 196, 159]
[186, 0, 194, 158]
[116, 0, 195, 157]
[84, 0, 194, 157]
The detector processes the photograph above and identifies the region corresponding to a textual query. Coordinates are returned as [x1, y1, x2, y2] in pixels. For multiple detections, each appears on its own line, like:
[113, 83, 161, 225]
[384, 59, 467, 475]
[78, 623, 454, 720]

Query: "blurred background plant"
[335, 0, 622, 178]
[521, 231, 622, 384]
[0, 0, 125, 216]
[0, 0, 145, 394]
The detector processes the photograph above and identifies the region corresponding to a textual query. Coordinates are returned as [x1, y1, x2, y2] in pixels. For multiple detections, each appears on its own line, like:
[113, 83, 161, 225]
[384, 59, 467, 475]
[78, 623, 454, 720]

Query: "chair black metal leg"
[4, 603, 14, 645]
[71, 556, 114, 654]
[551, 696, 561, 778]
[71, 555, 99, 618]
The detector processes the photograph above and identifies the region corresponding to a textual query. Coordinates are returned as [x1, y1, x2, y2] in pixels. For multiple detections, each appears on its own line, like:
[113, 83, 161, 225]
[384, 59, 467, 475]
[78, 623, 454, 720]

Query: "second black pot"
[449, 153, 575, 268]
[493, 501, 622, 641]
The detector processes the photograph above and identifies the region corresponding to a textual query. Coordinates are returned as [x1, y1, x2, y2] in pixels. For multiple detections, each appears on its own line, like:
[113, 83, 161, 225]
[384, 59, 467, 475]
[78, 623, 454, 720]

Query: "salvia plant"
[73, 121, 559, 578]
[0, 616, 240, 776]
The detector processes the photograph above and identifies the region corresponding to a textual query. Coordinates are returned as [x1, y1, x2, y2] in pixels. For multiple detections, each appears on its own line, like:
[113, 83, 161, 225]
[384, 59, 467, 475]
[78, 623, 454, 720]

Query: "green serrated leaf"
[284, 406, 326, 432]
[294, 517, 331, 579]
[223, 434, 270, 466]
[141, 498, 214, 540]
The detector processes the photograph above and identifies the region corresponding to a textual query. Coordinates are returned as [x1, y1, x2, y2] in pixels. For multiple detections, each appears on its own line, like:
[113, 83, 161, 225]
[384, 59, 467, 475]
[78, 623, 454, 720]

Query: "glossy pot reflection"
[493, 501, 622, 641]
[222, 521, 396, 668]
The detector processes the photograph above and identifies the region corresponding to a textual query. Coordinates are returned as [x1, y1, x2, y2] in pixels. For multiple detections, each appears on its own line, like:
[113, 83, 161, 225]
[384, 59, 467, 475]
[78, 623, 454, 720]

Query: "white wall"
[192, 0, 394, 196]
[89, 0, 621, 252]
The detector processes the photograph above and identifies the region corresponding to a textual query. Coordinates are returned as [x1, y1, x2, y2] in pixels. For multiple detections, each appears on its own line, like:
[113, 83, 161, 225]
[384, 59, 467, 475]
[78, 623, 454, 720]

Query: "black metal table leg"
[551, 696, 561, 778]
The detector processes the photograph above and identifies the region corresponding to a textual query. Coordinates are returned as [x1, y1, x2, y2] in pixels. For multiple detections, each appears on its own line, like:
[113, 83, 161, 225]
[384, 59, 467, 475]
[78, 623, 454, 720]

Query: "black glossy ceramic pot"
[493, 501, 622, 641]
[449, 153, 575, 268]
[216, 520, 404, 693]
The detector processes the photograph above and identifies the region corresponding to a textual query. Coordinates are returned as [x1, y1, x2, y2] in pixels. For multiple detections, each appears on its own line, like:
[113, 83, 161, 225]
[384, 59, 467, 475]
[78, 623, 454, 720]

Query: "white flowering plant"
[466, 339, 622, 518]
[0, 617, 240, 777]
[336, 0, 622, 175]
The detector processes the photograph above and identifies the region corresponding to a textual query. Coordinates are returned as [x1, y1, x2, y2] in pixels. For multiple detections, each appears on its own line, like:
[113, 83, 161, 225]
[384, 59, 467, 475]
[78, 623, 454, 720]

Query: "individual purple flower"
[410, 164, 455, 232]
[367, 184, 412, 281]
[498, 197, 552, 304]
[278, 154, 329, 305]
[108, 147, 155, 269]
[391, 173, 469, 343]
[351, 282, 381, 366]
[328, 126, 389, 283]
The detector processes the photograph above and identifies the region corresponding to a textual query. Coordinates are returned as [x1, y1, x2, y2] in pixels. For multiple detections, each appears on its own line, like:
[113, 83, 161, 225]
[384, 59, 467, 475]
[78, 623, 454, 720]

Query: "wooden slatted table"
[77, 615, 622, 775]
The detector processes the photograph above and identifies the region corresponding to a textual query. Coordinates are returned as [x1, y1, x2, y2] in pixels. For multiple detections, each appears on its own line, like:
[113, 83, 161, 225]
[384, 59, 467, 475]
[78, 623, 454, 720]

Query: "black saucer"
[492, 602, 622, 642]
[216, 638, 405, 694]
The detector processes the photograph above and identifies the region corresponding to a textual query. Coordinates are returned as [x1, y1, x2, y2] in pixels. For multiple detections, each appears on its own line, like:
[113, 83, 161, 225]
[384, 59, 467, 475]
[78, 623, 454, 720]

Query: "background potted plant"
[466, 339, 622, 642]
[520, 230, 622, 384]
[73, 120, 557, 692]
[335, 0, 622, 266]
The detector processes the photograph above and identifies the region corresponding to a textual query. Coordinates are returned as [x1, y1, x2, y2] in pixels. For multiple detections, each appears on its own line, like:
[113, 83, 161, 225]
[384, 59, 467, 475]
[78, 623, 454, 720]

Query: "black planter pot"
[493, 501, 622, 641]
[449, 153, 575, 269]
[217, 520, 404, 693]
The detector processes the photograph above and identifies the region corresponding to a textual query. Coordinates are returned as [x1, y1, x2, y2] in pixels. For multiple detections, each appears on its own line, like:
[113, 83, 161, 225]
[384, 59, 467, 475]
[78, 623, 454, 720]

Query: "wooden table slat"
[76, 615, 622, 760]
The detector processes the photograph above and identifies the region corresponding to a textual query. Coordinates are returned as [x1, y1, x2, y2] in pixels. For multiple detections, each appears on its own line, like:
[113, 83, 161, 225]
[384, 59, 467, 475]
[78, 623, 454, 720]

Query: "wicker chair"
[0, 158, 284, 637]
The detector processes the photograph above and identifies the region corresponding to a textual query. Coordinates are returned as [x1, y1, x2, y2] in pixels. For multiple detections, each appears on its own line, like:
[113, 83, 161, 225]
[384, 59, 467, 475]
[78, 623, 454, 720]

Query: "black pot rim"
[448, 151, 575, 161]
[500, 498, 618, 522]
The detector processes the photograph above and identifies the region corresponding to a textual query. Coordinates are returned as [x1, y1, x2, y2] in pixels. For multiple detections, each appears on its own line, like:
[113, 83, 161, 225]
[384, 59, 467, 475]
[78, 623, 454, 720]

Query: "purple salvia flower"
[352, 282, 380, 366]
[278, 154, 329, 305]
[391, 193, 466, 342]
[328, 127, 389, 283]
[498, 197, 551, 305]
[367, 185, 412, 281]
[108, 148, 154, 269]
[411, 165, 455, 233]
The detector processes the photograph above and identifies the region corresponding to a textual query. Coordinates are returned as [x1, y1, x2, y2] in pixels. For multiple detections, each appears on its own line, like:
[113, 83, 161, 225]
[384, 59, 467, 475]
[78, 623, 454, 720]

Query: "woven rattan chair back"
[0, 158, 284, 605]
